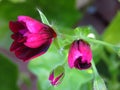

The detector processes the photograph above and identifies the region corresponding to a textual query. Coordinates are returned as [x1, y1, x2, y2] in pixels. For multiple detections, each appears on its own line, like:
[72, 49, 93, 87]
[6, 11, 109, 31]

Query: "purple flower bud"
[49, 66, 64, 86]
[68, 39, 92, 70]
[9, 16, 56, 61]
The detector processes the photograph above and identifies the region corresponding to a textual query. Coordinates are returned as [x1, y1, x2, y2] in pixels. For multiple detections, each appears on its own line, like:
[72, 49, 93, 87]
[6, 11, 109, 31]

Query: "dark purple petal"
[10, 41, 23, 51]
[11, 33, 26, 43]
[41, 25, 57, 38]
[9, 21, 25, 33]
[74, 57, 91, 70]
[14, 39, 52, 61]
[49, 73, 64, 86]
[53, 73, 64, 85]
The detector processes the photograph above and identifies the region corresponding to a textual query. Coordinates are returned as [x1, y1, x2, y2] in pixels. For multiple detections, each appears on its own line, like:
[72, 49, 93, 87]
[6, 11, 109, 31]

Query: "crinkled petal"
[68, 41, 82, 68]
[79, 40, 92, 63]
[11, 33, 26, 43]
[24, 33, 51, 48]
[18, 16, 45, 33]
[10, 41, 23, 51]
[9, 21, 25, 33]
[14, 39, 52, 61]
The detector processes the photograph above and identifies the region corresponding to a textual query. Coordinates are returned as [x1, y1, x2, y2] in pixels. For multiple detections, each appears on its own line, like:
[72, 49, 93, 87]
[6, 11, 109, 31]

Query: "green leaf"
[53, 65, 65, 78]
[103, 11, 120, 45]
[37, 8, 50, 25]
[8, 0, 25, 3]
[93, 75, 107, 90]
[80, 81, 93, 90]
[0, 53, 19, 90]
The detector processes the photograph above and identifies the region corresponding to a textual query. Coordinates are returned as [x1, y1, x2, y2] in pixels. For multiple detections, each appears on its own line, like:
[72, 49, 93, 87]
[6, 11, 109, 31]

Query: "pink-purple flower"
[9, 16, 56, 61]
[68, 39, 92, 70]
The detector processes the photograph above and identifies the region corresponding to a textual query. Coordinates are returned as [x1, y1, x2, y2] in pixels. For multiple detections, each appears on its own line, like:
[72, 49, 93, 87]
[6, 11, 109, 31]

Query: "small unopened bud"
[49, 65, 65, 86]
[68, 39, 92, 70]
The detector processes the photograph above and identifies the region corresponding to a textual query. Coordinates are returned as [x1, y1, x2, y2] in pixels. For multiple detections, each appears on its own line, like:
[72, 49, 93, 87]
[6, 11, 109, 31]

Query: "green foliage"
[0, 54, 19, 90]
[37, 0, 80, 27]
[28, 43, 93, 90]
[103, 11, 120, 44]
[102, 11, 120, 90]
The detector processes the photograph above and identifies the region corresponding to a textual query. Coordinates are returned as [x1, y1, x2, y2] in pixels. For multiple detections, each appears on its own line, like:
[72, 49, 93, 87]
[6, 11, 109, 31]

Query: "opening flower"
[68, 39, 92, 70]
[9, 16, 56, 61]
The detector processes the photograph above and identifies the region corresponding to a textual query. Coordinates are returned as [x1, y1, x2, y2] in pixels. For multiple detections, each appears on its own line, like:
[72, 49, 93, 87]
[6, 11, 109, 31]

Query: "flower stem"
[91, 60, 99, 77]
[86, 38, 120, 53]
[89, 39, 114, 47]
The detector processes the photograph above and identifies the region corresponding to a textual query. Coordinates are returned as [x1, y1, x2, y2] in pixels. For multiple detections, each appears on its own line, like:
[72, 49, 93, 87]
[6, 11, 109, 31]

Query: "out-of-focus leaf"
[79, 81, 93, 90]
[0, 53, 19, 90]
[8, 0, 25, 3]
[93, 75, 107, 90]
[103, 11, 120, 45]
[0, 0, 80, 27]
[37, 0, 80, 27]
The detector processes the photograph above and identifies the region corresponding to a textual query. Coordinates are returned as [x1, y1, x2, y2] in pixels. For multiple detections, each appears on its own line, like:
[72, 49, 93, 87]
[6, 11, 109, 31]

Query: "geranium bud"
[49, 66, 64, 86]
[68, 39, 92, 70]
[9, 16, 56, 61]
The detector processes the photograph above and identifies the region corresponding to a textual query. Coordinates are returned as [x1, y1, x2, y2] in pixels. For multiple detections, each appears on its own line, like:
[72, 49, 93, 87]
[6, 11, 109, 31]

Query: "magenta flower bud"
[9, 16, 56, 61]
[49, 66, 64, 86]
[68, 39, 92, 70]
